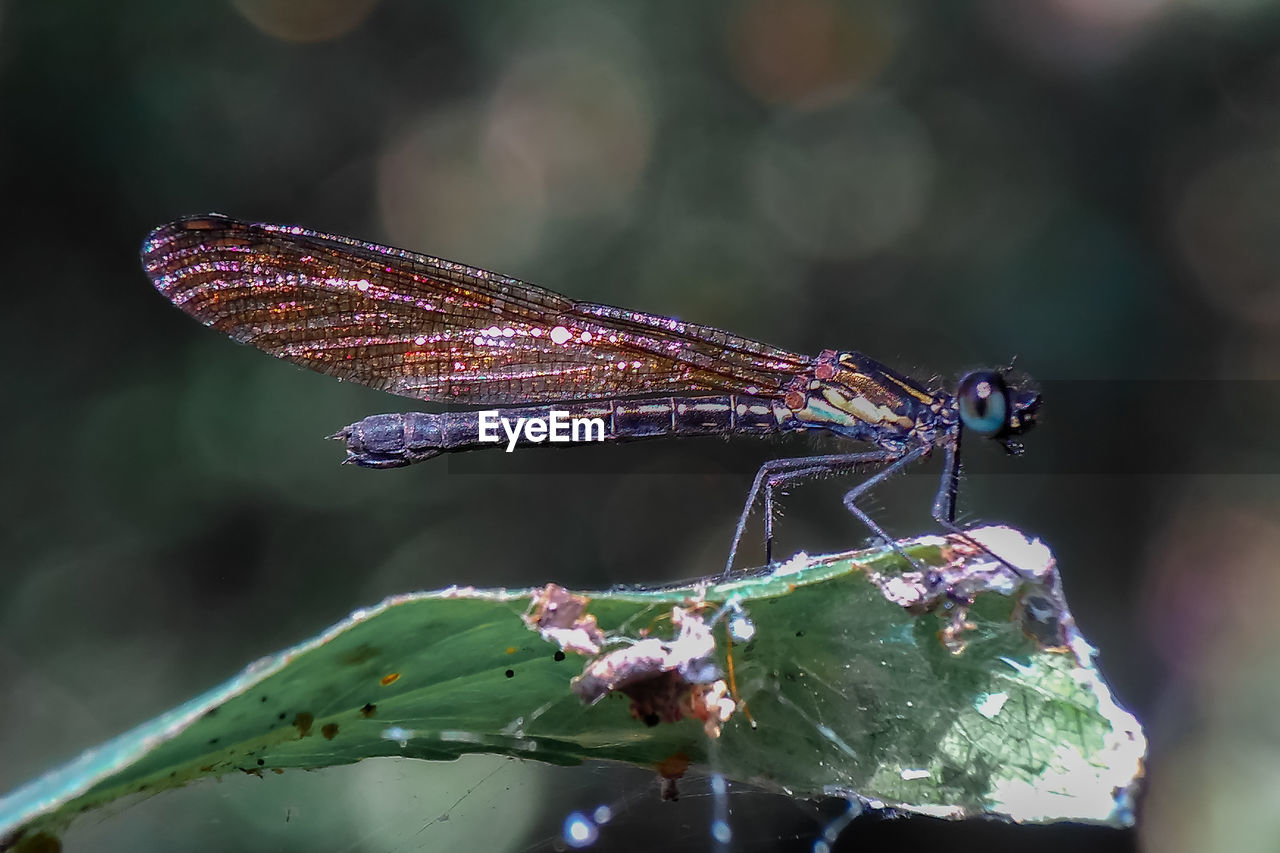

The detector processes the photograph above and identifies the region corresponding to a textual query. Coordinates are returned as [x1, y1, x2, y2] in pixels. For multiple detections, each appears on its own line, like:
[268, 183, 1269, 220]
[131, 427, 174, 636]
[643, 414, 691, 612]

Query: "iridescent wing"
[143, 215, 812, 405]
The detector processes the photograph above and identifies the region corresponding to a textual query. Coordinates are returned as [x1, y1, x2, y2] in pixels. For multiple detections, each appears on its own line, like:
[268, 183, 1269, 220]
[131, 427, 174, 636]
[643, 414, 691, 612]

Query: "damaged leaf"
[0, 527, 1145, 850]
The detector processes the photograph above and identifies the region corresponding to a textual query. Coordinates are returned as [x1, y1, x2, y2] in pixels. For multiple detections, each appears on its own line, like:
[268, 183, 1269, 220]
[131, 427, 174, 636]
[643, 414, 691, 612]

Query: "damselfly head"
[955, 370, 1041, 448]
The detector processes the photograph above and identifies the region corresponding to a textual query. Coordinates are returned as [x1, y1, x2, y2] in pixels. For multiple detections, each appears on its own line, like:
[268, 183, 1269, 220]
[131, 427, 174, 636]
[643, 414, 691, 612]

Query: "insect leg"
[928, 431, 1030, 580]
[839, 445, 933, 571]
[723, 450, 900, 577]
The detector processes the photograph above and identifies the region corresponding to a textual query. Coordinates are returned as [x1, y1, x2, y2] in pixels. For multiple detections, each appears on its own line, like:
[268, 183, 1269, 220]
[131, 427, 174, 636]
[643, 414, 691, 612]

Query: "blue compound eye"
[957, 371, 1010, 437]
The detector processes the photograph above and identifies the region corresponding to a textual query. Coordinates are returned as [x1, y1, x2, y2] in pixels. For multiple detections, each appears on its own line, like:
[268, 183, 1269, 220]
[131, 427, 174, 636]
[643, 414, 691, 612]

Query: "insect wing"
[143, 215, 810, 405]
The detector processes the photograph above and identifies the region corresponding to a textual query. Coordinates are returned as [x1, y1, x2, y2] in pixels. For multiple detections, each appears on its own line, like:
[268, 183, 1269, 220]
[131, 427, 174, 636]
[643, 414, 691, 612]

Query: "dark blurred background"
[3, 1, 1279, 850]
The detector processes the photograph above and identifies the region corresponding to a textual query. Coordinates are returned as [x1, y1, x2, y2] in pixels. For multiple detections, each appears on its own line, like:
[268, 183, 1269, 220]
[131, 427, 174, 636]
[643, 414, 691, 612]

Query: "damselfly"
[143, 215, 1040, 575]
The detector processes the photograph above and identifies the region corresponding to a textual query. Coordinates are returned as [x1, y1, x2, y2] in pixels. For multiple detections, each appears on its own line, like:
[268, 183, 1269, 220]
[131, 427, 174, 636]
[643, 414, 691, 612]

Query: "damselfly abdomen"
[143, 215, 1040, 573]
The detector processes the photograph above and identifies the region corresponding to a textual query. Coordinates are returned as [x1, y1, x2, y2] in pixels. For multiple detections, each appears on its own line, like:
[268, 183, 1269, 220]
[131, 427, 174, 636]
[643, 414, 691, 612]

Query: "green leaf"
[0, 527, 1144, 850]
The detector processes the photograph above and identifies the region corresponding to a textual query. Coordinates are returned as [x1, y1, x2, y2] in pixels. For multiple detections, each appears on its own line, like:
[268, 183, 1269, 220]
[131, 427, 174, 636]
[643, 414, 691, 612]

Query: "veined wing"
[143, 215, 812, 405]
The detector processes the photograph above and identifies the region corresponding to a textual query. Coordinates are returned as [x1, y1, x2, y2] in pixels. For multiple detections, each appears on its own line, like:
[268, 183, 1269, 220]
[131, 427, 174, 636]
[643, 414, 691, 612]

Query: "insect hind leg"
[839, 445, 934, 574]
[723, 449, 902, 578]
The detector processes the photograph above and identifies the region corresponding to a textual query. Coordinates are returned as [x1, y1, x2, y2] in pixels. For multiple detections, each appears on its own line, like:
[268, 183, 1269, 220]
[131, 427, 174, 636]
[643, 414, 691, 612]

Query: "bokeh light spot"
[563, 811, 599, 848]
[980, 0, 1171, 73]
[377, 106, 546, 270]
[483, 48, 654, 222]
[1173, 147, 1280, 330]
[231, 0, 380, 43]
[729, 0, 894, 105]
[749, 94, 934, 259]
